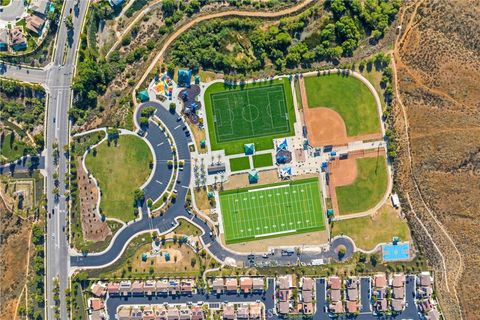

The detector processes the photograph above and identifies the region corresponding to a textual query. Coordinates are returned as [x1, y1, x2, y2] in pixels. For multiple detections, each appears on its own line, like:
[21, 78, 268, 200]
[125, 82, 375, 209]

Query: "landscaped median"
[85, 134, 153, 222]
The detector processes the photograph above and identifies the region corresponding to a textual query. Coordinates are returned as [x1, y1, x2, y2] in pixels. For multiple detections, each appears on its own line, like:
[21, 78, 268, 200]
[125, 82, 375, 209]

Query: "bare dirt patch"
[223, 169, 317, 191]
[328, 148, 385, 216]
[299, 77, 382, 147]
[393, 1, 480, 318]
[76, 157, 111, 242]
[304, 107, 347, 146]
[0, 204, 31, 320]
[226, 230, 329, 253]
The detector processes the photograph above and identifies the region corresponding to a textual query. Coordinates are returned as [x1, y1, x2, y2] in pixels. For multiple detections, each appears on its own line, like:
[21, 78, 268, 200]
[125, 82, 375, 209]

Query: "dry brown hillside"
[393, 0, 479, 319]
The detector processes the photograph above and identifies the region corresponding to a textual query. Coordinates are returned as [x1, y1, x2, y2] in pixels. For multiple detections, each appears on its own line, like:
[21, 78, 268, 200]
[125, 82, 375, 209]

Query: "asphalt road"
[0, 0, 25, 24]
[103, 277, 421, 320]
[0, 62, 47, 84]
[71, 101, 355, 269]
[42, 1, 90, 319]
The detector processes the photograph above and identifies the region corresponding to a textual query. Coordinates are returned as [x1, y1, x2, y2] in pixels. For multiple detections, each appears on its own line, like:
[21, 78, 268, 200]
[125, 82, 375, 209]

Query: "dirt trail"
[391, 1, 464, 319]
[132, 0, 316, 102]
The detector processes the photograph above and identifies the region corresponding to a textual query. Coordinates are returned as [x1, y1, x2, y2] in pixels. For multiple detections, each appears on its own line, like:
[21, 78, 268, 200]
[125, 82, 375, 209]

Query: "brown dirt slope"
[0, 202, 32, 320]
[394, 1, 480, 319]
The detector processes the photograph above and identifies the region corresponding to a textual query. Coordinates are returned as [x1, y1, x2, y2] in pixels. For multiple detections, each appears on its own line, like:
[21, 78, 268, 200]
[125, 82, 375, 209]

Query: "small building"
[179, 306, 191, 320]
[177, 69, 192, 88]
[10, 28, 27, 51]
[249, 303, 262, 319]
[252, 278, 264, 292]
[106, 282, 120, 296]
[244, 143, 255, 155]
[131, 306, 143, 320]
[222, 304, 235, 320]
[207, 163, 225, 175]
[329, 300, 344, 314]
[391, 299, 405, 312]
[117, 306, 131, 320]
[143, 306, 155, 320]
[30, 0, 50, 17]
[191, 306, 204, 320]
[167, 307, 180, 320]
[240, 277, 253, 293]
[180, 279, 194, 294]
[248, 170, 259, 184]
[89, 298, 104, 312]
[0, 29, 8, 51]
[119, 280, 132, 296]
[90, 282, 107, 297]
[278, 301, 289, 314]
[155, 305, 168, 320]
[346, 300, 359, 314]
[131, 280, 144, 295]
[26, 14, 46, 35]
[225, 278, 238, 293]
[391, 193, 400, 208]
[144, 280, 156, 295]
[138, 90, 150, 102]
[212, 278, 224, 294]
[156, 280, 169, 295]
[109, 0, 125, 7]
[236, 305, 249, 319]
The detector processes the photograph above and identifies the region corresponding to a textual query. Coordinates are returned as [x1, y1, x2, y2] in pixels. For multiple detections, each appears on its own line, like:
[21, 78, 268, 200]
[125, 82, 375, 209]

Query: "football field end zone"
[219, 178, 326, 245]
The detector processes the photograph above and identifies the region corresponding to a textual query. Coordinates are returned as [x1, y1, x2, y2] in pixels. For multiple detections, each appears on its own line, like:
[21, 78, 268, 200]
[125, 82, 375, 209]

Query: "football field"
[211, 84, 290, 142]
[219, 178, 325, 244]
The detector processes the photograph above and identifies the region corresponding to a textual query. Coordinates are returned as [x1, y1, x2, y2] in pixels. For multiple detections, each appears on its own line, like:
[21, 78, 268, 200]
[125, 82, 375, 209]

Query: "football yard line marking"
[248, 184, 289, 193]
[255, 229, 296, 238]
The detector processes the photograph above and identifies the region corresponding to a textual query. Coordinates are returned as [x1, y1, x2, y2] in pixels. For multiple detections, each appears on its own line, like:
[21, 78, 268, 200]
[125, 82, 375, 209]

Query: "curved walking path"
[70, 100, 355, 269]
[300, 69, 392, 221]
[132, 0, 316, 102]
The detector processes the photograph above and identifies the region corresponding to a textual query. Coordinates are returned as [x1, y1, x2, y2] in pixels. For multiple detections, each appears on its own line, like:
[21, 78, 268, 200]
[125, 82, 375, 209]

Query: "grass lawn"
[294, 79, 303, 109]
[229, 156, 250, 172]
[336, 156, 388, 215]
[1, 131, 29, 162]
[204, 77, 296, 155]
[1, 0, 11, 6]
[331, 206, 411, 250]
[219, 178, 325, 244]
[85, 134, 152, 222]
[304, 74, 380, 136]
[252, 153, 273, 168]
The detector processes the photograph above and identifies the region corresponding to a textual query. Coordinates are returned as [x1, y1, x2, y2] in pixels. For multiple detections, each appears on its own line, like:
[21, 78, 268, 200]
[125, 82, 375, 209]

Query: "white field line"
[248, 184, 290, 193]
[255, 229, 297, 238]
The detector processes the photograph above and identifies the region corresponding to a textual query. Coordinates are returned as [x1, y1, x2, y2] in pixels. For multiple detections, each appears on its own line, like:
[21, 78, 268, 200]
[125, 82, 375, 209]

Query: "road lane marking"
[157, 142, 164, 146]
[155, 180, 163, 184]
[174, 125, 181, 130]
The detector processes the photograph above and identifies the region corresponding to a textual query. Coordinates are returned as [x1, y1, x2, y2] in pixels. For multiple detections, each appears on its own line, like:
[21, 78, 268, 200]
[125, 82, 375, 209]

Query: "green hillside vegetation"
[167, 0, 400, 74]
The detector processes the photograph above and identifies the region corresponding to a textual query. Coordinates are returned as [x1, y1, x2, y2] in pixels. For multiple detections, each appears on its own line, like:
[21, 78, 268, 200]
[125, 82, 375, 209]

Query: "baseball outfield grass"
[336, 156, 388, 215]
[304, 73, 380, 136]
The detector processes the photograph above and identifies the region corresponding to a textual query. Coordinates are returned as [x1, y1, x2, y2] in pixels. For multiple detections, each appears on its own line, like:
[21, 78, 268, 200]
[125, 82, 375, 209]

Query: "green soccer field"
[219, 178, 325, 244]
[204, 78, 296, 155]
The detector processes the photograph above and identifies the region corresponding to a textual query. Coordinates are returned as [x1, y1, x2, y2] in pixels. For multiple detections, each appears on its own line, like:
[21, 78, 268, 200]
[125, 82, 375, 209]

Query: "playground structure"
[152, 72, 175, 99]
